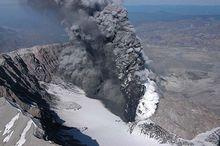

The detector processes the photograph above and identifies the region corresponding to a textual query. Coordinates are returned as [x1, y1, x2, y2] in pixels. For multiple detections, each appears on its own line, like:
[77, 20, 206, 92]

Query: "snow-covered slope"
[46, 83, 169, 146]
[0, 97, 57, 146]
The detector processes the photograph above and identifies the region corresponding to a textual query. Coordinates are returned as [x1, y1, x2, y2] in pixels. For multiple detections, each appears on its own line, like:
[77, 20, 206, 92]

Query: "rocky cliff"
[0, 53, 58, 140]
[0, 45, 97, 146]
[7, 43, 70, 82]
[53, 1, 160, 122]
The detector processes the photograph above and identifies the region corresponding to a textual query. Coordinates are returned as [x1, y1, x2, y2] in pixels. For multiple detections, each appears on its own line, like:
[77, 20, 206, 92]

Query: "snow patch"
[136, 79, 160, 120]
[47, 83, 169, 146]
[3, 113, 20, 136]
[3, 131, 14, 143]
[16, 120, 33, 146]
[133, 50, 160, 120]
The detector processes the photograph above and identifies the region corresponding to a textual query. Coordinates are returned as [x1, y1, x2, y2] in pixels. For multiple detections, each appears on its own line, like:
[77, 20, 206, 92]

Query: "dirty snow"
[3, 113, 20, 136]
[16, 120, 33, 146]
[3, 131, 14, 143]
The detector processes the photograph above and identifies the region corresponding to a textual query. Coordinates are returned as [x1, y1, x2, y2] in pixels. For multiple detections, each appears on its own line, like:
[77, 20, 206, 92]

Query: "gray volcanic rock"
[94, 5, 148, 122]
[0, 54, 49, 113]
[0, 53, 58, 132]
[57, 40, 127, 118]
[58, 4, 154, 122]
[0, 97, 59, 146]
[130, 121, 220, 146]
[0, 46, 92, 146]
[7, 43, 72, 82]
[0, 54, 55, 140]
[0, 33, 219, 146]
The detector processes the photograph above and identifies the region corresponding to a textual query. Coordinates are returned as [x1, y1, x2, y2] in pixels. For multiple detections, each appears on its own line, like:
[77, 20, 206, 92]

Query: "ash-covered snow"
[2, 111, 22, 144]
[3, 113, 20, 136]
[16, 120, 33, 146]
[3, 131, 14, 143]
[46, 83, 170, 146]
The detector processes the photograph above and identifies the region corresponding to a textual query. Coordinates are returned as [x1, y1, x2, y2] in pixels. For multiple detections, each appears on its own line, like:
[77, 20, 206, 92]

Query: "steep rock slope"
[7, 43, 70, 82]
[0, 97, 59, 146]
[0, 46, 97, 146]
[56, 2, 160, 122]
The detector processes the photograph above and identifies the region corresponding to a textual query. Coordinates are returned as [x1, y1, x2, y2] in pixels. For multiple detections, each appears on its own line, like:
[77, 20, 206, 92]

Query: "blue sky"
[1, 0, 220, 6]
[124, 0, 220, 5]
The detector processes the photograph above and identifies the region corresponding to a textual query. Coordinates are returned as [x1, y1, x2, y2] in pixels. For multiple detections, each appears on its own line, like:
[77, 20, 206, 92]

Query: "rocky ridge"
[0, 53, 58, 139]
[58, 3, 160, 122]
[0, 44, 95, 146]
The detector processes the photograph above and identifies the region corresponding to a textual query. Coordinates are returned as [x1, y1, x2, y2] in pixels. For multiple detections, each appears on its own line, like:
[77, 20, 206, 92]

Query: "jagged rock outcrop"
[7, 43, 72, 82]
[94, 5, 149, 122]
[57, 3, 160, 122]
[0, 53, 58, 135]
[0, 46, 94, 146]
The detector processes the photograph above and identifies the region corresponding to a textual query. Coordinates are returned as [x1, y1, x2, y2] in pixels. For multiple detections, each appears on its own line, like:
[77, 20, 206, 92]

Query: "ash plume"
[27, 0, 159, 123]
[26, 0, 123, 42]
[56, 0, 121, 39]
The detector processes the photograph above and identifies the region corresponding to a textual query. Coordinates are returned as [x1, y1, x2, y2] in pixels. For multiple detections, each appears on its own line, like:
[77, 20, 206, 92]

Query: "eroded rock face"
[0, 53, 56, 132]
[58, 4, 159, 122]
[94, 5, 147, 122]
[7, 43, 72, 82]
[0, 45, 88, 146]
[46, 2, 219, 144]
